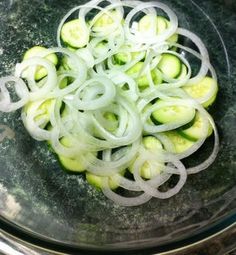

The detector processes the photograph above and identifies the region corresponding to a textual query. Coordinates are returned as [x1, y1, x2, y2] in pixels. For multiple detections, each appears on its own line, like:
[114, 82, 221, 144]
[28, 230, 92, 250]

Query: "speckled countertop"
[0, 0, 235, 254]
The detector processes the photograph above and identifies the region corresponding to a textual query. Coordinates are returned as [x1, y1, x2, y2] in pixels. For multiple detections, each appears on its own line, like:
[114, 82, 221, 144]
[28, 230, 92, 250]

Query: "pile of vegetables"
[0, 0, 219, 206]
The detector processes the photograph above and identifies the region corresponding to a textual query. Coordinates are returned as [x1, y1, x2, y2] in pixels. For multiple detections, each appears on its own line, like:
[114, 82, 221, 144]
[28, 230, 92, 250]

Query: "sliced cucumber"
[92, 41, 109, 57]
[58, 136, 86, 173]
[61, 56, 71, 70]
[23, 46, 58, 81]
[140, 161, 164, 179]
[59, 155, 85, 173]
[143, 136, 163, 151]
[167, 33, 178, 44]
[165, 131, 195, 153]
[176, 64, 188, 79]
[165, 20, 178, 44]
[126, 62, 162, 88]
[92, 10, 123, 29]
[138, 15, 178, 45]
[61, 19, 89, 48]
[86, 172, 119, 190]
[92, 111, 118, 138]
[57, 66, 68, 89]
[156, 16, 169, 34]
[23, 99, 55, 128]
[138, 15, 168, 35]
[178, 112, 213, 141]
[158, 53, 181, 79]
[113, 52, 131, 65]
[103, 112, 118, 132]
[152, 98, 195, 125]
[129, 136, 164, 179]
[183, 77, 218, 108]
[113, 50, 144, 65]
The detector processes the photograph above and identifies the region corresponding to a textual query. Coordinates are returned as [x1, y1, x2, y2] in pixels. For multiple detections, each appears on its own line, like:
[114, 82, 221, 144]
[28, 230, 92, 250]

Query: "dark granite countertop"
[0, 0, 235, 254]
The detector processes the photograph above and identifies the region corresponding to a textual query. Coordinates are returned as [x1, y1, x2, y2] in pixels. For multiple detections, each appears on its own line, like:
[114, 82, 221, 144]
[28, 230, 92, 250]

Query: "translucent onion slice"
[123, 1, 178, 45]
[133, 153, 187, 199]
[21, 100, 55, 141]
[186, 114, 219, 174]
[82, 139, 140, 176]
[65, 76, 116, 110]
[15, 57, 58, 101]
[102, 183, 152, 207]
[0, 76, 29, 112]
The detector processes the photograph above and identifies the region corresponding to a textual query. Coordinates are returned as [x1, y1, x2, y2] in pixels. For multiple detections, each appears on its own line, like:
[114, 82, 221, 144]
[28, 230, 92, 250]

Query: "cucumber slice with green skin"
[129, 136, 164, 179]
[59, 155, 85, 173]
[165, 131, 195, 153]
[126, 62, 162, 88]
[86, 172, 120, 190]
[178, 112, 213, 141]
[113, 52, 131, 65]
[183, 77, 218, 108]
[158, 53, 182, 79]
[23, 46, 58, 81]
[57, 136, 86, 173]
[61, 19, 89, 48]
[152, 99, 196, 125]
[66, 45, 77, 52]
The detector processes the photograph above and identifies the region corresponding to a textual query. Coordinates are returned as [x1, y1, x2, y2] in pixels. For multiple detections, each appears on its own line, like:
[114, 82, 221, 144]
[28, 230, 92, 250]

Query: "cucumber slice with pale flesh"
[114, 51, 144, 65]
[58, 136, 86, 173]
[86, 172, 120, 190]
[61, 19, 89, 48]
[59, 155, 85, 173]
[23, 46, 58, 81]
[138, 15, 178, 45]
[143, 136, 163, 151]
[176, 64, 188, 79]
[152, 99, 195, 125]
[165, 131, 195, 154]
[92, 10, 123, 30]
[127, 62, 162, 88]
[138, 15, 167, 34]
[23, 99, 55, 128]
[158, 53, 182, 79]
[178, 112, 213, 141]
[129, 136, 164, 179]
[183, 77, 218, 108]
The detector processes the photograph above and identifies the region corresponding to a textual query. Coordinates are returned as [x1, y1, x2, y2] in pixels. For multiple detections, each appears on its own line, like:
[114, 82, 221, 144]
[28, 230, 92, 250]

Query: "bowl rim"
[0, 211, 235, 254]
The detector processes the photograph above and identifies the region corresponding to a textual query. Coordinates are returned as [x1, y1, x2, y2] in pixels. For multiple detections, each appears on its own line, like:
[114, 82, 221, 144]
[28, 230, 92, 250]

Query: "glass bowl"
[0, 0, 235, 253]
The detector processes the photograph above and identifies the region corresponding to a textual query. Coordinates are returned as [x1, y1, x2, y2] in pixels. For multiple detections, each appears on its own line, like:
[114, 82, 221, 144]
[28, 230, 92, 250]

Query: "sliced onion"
[123, 1, 178, 45]
[102, 177, 152, 206]
[0, 0, 220, 207]
[0, 76, 29, 112]
[133, 153, 187, 199]
[15, 57, 57, 101]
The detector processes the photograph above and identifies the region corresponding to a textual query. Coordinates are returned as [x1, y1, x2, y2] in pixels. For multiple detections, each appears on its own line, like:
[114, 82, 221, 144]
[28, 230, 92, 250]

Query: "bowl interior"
[0, 0, 235, 251]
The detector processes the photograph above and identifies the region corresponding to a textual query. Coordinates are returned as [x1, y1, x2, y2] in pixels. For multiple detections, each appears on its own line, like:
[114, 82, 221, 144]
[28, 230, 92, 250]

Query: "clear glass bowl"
[0, 0, 235, 253]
